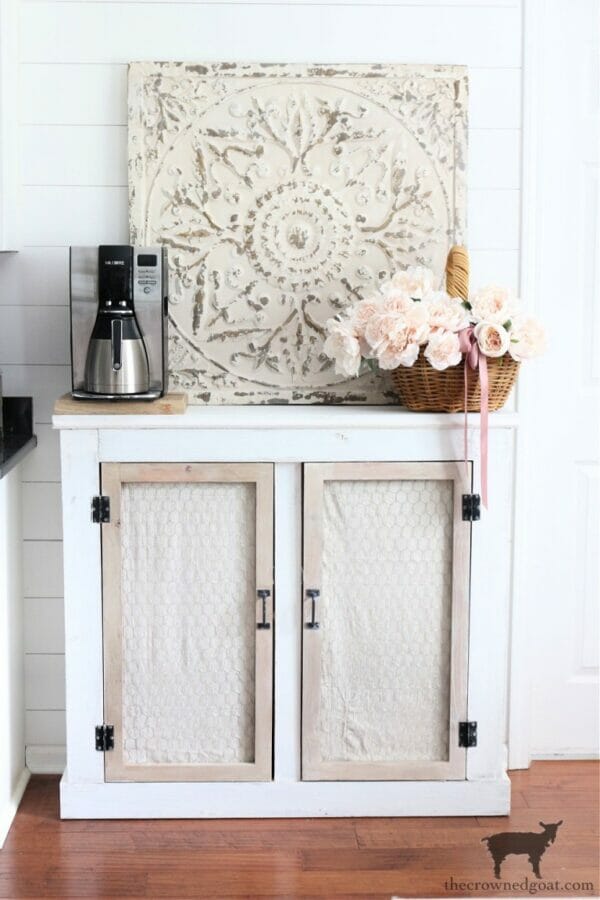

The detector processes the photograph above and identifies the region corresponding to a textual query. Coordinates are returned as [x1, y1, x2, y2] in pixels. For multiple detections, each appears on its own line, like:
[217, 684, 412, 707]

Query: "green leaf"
[503, 319, 512, 330]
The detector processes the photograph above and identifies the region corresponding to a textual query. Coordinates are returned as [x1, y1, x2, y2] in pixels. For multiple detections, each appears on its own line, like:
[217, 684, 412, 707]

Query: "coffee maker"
[70, 245, 168, 400]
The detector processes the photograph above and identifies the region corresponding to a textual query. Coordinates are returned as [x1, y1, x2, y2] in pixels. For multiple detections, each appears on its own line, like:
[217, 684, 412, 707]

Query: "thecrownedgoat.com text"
[443, 876, 596, 894]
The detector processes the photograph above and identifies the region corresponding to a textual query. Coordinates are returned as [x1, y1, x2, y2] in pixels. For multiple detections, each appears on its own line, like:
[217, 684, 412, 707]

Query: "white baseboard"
[0, 768, 30, 848]
[26, 745, 66, 775]
[531, 751, 600, 761]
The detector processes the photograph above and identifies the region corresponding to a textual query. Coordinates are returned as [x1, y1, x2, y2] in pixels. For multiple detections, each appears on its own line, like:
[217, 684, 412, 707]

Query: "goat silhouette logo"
[481, 820, 563, 879]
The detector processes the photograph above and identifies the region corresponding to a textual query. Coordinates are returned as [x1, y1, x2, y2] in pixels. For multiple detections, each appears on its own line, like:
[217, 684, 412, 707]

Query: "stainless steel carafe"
[83, 246, 150, 395]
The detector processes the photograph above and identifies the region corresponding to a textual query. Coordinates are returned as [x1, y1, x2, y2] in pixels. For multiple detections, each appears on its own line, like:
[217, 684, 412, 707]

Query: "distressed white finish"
[129, 61, 467, 404]
[55, 408, 514, 816]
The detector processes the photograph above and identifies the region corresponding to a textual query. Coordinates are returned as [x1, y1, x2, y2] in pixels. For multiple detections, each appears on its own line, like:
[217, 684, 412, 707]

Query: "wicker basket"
[389, 245, 519, 412]
[390, 350, 519, 413]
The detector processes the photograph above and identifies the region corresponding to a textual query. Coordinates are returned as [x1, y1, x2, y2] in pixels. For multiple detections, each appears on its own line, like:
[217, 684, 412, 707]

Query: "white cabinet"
[54, 406, 515, 818]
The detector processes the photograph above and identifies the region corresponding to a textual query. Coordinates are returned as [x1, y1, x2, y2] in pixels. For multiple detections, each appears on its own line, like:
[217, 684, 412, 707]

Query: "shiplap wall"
[0, 0, 522, 765]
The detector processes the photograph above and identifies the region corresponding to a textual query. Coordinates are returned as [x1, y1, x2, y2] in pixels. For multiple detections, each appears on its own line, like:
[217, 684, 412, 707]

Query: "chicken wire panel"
[319, 478, 454, 762]
[120, 481, 256, 765]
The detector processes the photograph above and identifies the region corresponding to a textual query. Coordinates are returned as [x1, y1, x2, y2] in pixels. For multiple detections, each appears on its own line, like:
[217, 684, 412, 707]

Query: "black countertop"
[0, 397, 37, 480]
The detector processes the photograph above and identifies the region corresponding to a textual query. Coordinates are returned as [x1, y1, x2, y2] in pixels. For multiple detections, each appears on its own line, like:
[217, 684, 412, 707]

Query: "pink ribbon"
[458, 327, 488, 508]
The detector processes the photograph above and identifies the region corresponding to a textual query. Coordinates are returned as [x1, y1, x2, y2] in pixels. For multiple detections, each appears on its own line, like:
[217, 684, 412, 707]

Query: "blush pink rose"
[364, 313, 420, 369]
[509, 316, 546, 361]
[427, 292, 471, 334]
[385, 266, 436, 300]
[323, 320, 362, 377]
[351, 298, 382, 331]
[383, 290, 413, 315]
[424, 331, 462, 371]
[469, 285, 515, 325]
[474, 321, 510, 358]
[378, 340, 420, 370]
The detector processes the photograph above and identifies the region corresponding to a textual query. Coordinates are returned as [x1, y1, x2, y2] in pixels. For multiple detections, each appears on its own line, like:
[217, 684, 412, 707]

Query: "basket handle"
[445, 245, 469, 301]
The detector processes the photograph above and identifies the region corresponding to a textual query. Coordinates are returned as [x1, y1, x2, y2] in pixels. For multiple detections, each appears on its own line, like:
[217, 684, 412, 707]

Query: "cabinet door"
[302, 462, 471, 781]
[101, 463, 273, 782]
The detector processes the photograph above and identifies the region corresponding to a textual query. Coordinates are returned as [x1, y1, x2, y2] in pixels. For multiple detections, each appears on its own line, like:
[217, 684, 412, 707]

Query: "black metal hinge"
[92, 495, 110, 524]
[95, 724, 114, 751]
[462, 494, 481, 522]
[459, 721, 478, 748]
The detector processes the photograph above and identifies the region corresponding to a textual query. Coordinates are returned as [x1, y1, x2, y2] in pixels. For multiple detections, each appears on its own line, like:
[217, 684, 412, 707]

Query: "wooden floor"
[0, 762, 598, 898]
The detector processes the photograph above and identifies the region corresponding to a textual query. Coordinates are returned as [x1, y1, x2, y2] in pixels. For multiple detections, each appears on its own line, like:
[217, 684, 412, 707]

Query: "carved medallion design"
[129, 63, 467, 404]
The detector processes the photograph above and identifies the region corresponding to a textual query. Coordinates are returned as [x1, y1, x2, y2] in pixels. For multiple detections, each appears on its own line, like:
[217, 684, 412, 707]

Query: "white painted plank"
[0, 252, 19, 303]
[21, 4, 522, 67]
[469, 249, 519, 289]
[24, 654, 65, 710]
[22, 483, 63, 540]
[23, 0, 519, 6]
[469, 129, 520, 189]
[20, 63, 521, 130]
[24, 597, 65, 654]
[21, 63, 128, 125]
[25, 709, 66, 745]
[25, 746, 66, 775]
[0, 247, 69, 306]
[21, 424, 61, 481]
[469, 188, 520, 250]
[0, 306, 69, 364]
[469, 67, 521, 129]
[23, 540, 64, 597]
[22, 123, 520, 191]
[21, 186, 128, 246]
[0, 365, 71, 424]
[19, 247, 69, 306]
[21, 125, 127, 186]
[22, 185, 520, 251]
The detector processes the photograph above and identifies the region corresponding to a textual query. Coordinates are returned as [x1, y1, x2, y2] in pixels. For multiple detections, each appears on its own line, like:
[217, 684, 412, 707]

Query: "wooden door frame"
[101, 462, 274, 782]
[302, 461, 471, 781]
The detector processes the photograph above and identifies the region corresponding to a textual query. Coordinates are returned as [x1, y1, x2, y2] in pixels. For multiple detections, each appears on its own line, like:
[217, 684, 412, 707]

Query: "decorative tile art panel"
[129, 62, 467, 404]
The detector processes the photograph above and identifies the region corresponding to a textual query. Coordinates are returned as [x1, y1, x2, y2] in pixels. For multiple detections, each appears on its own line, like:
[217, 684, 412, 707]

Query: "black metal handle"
[306, 589, 320, 629]
[111, 318, 122, 371]
[257, 589, 271, 630]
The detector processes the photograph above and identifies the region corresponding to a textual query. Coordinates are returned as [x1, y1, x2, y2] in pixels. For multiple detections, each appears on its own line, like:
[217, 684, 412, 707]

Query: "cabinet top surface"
[52, 403, 518, 432]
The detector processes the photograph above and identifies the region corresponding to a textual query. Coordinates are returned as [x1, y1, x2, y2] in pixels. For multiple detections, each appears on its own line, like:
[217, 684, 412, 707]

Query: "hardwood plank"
[510, 773, 599, 791]
[1, 767, 598, 899]
[508, 789, 528, 808]
[523, 790, 600, 809]
[302, 844, 597, 871]
[129, 825, 358, 852]
[477, 808, 600, 829]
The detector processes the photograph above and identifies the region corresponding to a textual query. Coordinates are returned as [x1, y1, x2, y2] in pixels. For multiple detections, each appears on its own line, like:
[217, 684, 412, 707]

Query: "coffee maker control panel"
[134, 251, 162, 304]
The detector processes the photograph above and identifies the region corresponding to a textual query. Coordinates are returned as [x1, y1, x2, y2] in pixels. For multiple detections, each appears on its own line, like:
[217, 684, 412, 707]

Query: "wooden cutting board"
[54, 393, 188, 416]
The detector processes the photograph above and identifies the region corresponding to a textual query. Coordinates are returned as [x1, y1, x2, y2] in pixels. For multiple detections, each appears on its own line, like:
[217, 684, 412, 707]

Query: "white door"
[517, 0, 599, 758]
